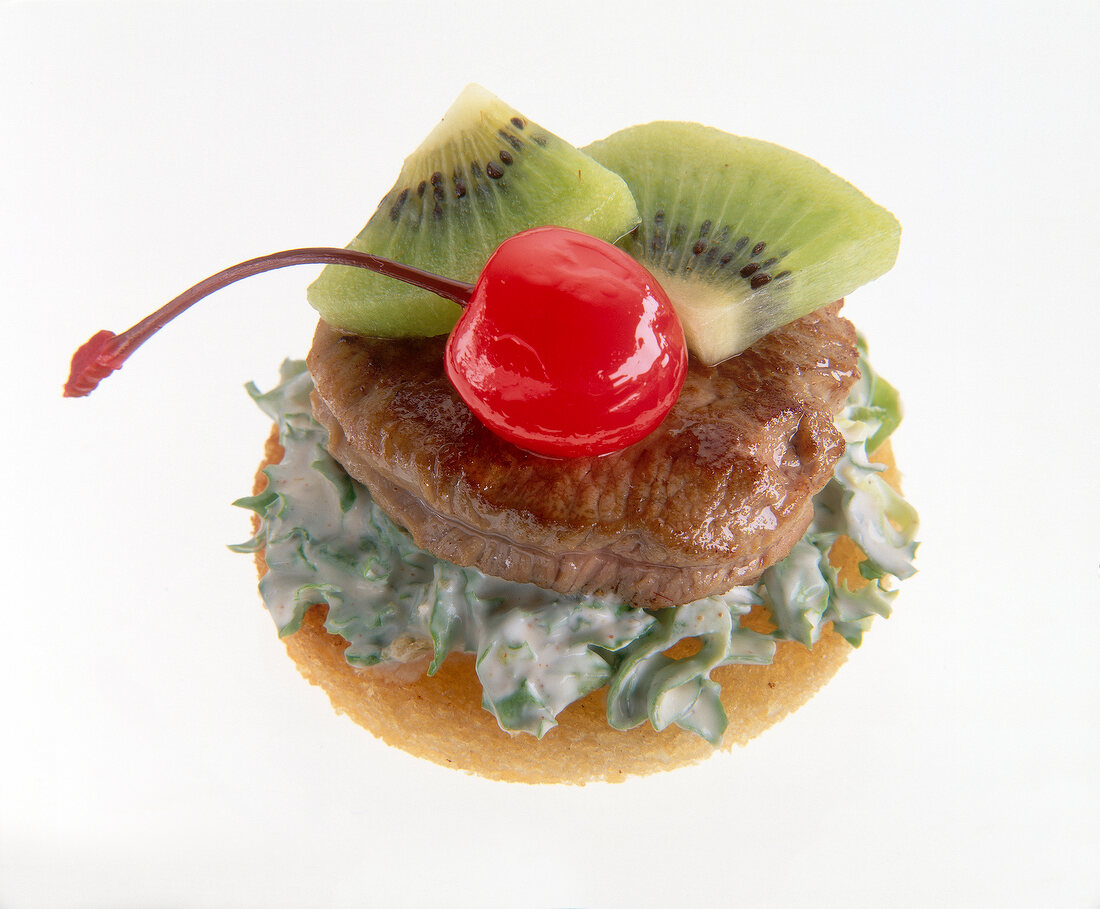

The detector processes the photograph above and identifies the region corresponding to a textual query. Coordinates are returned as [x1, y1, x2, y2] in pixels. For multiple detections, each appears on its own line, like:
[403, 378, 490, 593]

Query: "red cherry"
[445, 227, 687, 457]
[63, 228, 687, 458]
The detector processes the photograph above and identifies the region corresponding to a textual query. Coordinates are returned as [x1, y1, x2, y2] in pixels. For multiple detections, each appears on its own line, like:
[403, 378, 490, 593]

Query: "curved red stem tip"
[62, 247, 475, 398]
[64, 330, 125, 398]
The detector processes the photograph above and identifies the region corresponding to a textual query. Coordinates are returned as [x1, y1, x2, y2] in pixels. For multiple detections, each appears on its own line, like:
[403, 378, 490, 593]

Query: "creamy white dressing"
[234, 343, 918, 743]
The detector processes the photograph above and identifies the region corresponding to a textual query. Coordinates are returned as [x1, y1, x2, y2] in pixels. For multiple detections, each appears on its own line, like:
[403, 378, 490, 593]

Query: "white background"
[3, 2, 1097, 907]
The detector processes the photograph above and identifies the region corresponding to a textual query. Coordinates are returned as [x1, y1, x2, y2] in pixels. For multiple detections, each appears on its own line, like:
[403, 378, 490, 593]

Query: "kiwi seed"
[499, 129, 525, 150]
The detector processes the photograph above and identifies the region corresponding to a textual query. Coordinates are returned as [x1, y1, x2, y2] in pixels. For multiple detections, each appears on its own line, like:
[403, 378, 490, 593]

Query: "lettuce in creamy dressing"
[233, 343, 918, 744]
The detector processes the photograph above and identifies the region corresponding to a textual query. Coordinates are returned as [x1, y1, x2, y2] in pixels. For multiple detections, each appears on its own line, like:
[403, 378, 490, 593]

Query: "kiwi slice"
[585, 122, 900, 365]
[308, 85, 641, 338]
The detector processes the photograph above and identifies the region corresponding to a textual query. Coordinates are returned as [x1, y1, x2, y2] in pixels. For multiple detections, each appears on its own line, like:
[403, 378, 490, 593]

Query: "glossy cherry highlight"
[445, 227, 688, 457]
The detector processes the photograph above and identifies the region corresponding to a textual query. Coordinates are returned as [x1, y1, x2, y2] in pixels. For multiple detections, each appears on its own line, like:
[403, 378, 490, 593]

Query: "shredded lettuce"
[606, 590, 773, 743]
[235, 345, 918, 742]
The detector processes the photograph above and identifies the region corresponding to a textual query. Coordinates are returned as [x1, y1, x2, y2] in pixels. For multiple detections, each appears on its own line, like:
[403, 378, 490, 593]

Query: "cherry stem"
[63, 247, 475, 398]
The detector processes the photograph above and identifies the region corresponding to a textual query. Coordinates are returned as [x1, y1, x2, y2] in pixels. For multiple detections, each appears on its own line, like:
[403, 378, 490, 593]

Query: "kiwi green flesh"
[584, 122, 901, 366]
[307, 84, 641, 338]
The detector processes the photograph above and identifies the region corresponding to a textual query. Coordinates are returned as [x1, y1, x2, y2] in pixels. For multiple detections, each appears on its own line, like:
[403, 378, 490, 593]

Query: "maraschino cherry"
[64, 227, 688, 458]
[447, 227, 686, 457]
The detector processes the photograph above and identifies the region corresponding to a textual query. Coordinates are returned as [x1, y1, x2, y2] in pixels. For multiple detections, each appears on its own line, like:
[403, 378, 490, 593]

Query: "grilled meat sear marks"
[307, 301, 858, 607]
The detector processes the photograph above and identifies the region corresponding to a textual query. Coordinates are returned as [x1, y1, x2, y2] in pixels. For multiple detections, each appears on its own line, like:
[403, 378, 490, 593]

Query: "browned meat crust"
[307, 301, 858, 607]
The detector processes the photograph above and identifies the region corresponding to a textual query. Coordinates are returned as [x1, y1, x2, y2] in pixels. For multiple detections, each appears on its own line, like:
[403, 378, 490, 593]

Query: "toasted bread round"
[252, 429, 899, 784]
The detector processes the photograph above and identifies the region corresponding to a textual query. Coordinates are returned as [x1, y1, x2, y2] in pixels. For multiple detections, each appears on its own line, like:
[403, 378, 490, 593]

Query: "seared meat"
[307, 301, 858, 607]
